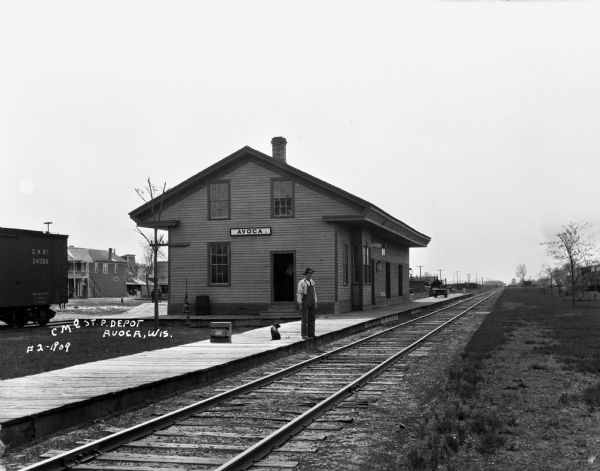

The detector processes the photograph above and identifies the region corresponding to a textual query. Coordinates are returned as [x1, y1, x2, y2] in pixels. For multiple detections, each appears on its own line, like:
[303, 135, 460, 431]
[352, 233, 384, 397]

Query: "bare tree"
[540, 264, 564, 298]
[515, 264, 527, 286]
[543, 222, 595, 306]
[135, 178, 168, 329]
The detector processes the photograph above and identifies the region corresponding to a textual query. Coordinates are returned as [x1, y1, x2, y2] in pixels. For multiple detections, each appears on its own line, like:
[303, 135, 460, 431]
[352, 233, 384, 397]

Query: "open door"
[272, 253, 295, 302]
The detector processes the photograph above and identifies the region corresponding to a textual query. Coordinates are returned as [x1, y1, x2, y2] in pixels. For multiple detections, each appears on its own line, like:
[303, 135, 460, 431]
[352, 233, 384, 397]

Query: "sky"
[1, 1, 599, 284]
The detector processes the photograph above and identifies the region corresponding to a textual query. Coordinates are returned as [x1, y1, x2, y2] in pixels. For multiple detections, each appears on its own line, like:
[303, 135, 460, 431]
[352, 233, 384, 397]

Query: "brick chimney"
[108, 248, 113, 260]
[271, 137, 287, 164]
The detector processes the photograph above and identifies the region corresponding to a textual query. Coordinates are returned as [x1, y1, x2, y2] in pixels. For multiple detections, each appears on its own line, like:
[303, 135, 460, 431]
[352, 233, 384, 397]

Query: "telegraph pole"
[43, 221, 53, 233]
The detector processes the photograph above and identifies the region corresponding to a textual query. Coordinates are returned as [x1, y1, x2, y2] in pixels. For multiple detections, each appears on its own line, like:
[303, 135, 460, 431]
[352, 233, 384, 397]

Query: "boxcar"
[0, 227, 68, 327]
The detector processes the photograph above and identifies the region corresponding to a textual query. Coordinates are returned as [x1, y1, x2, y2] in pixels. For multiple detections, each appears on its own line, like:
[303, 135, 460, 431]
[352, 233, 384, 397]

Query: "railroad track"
[0, 319, 73, 331]
[22, 290, 501, 471]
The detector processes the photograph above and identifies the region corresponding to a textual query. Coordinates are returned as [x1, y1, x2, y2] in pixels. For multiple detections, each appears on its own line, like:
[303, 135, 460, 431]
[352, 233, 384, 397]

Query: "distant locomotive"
[0, 227, 68, 327]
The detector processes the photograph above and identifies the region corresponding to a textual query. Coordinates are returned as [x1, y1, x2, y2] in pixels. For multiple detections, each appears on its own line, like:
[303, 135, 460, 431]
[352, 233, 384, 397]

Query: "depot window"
[362, 246, 371, 284]
[209, 243, 230, 285]
[209, 181, 230, 219]
[352, 246, 361, 283]
[272, 179, 294, 217]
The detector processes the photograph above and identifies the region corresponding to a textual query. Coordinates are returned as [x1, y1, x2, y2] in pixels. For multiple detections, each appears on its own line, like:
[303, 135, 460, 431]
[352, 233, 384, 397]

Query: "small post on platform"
[183, 277, 191, 326]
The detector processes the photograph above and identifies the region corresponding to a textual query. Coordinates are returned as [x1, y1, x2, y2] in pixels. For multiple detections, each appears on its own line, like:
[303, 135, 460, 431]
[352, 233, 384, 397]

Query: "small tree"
[543, 222, 595, 306]
[515, 264, 527, 286]
[135, 178, 168, 329]
[540, 264, 564, 298]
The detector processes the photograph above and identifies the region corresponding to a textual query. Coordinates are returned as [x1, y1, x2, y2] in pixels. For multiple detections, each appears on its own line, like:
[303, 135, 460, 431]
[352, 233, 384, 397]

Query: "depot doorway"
[272, 252, 295, 302]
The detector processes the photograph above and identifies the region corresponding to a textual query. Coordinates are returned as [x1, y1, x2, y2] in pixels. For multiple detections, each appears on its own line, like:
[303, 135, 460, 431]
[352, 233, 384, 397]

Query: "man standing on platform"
[297, 267, 317, 339]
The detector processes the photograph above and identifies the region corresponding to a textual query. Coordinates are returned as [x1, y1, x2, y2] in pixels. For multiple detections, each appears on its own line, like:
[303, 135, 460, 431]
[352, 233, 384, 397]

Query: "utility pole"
[43, 221, 52, 233]
[437, 269, 443, 281]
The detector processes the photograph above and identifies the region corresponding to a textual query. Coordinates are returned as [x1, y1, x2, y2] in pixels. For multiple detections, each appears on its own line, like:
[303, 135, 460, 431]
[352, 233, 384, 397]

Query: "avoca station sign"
[230, 227, 272, 237]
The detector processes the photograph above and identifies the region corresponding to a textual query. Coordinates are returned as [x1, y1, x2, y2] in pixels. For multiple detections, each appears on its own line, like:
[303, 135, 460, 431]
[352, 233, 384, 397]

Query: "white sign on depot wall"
[230, 227, 272, 237]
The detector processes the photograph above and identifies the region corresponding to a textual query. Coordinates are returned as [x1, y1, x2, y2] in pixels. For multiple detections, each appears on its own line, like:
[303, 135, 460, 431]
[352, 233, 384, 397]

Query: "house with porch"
[68, 247, 128, 298]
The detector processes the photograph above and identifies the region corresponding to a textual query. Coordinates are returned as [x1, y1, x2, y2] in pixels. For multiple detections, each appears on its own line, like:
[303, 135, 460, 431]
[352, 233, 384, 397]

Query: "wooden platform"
[0, 295, 464, 447]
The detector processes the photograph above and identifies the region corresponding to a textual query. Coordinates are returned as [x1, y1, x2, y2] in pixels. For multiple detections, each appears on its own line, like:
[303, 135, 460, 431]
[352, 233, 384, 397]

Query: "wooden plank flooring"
[0, 316, 371, 423]
[0, 296, 454, 427]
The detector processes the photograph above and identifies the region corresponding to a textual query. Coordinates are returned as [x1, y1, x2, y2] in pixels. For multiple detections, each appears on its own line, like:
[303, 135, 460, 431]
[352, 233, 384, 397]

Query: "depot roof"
[129, 146, 430, 248]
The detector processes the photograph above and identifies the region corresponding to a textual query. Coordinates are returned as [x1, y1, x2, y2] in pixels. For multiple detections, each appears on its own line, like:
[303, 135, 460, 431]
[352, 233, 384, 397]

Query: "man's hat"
[304, 267, 315, 275]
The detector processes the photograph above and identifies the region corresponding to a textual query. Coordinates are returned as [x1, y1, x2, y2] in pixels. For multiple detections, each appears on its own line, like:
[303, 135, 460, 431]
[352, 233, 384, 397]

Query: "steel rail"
[19, 291, 497, 471]
[0, 320, 72, 331]
[214, 289, 500, 471]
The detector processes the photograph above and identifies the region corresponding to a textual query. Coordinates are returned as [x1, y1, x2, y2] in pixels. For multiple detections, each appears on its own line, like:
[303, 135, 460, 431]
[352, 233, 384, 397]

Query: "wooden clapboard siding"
[335, 225, 353, 307]
[160, 160, 362, 310]
[369, 240, 410, 304]
[383, 243, 410, 297]
[130, 145, 430, 315]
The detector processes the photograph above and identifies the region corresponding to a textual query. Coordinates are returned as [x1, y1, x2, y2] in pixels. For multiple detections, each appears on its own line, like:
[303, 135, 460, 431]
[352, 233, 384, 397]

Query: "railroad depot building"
[129, 138, 430, 316]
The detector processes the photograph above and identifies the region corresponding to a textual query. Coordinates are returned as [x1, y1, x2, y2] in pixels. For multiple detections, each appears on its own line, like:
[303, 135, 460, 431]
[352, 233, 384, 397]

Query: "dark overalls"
[301, 280, 316, 338]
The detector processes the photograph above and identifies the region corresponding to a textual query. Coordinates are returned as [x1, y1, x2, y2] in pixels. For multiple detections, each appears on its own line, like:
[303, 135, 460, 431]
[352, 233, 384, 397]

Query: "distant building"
[130, 137, 430, 316]
[145, 261, 169, 299]
[581, 263, 600, 291]
[122, 253, 147, 296]
[68, 247, 127, 298]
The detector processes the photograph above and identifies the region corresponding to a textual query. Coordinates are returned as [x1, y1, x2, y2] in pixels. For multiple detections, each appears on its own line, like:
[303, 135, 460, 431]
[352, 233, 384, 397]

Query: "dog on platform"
[270, 322, 282, 341]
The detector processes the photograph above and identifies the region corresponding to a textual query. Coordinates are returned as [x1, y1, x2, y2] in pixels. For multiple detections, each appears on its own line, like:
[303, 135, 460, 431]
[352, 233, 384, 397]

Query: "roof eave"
[135, 219, 180, 230]
[128, 146, 262, 221]
[323, 214, 430, 248]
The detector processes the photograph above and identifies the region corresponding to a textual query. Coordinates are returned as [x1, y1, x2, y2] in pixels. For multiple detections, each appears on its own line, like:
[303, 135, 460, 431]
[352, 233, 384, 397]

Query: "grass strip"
[404, 288, 600, 470]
